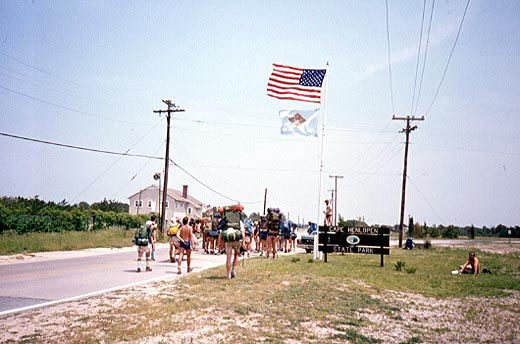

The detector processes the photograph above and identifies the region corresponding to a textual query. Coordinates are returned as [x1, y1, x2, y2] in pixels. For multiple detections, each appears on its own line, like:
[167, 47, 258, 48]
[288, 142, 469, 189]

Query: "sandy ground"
[1, 241, 519, 343]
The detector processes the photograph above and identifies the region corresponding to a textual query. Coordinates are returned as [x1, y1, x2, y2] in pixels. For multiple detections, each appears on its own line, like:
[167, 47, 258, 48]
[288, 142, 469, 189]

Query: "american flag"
[267, 63, 326, 104]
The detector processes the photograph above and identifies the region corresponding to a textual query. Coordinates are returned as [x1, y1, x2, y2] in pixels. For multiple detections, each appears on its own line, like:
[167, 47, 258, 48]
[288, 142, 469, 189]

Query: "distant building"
[128, 185, 205, 227]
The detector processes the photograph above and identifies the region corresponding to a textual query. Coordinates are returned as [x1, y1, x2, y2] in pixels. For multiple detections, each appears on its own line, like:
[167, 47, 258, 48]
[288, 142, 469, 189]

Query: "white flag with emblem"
[279, 108, 319, 137]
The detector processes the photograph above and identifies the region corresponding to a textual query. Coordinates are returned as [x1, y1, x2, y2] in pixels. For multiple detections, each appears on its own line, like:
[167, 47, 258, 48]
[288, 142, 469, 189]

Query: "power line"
[406, 176, 445, 224]
[425, 0, 471, 115]
[109, 141, 166, 200]
[0, 69, 109, 106]
[0, 84, 150, 126]
[170, 159, 262, 205]
[385, 0, 396, 115]
[0, 131, 163, 160]
[413, 0, 436, 115]
[410, 0, 428, 116]
[0, 51, 110, 100]
[70, 118, 164, 203]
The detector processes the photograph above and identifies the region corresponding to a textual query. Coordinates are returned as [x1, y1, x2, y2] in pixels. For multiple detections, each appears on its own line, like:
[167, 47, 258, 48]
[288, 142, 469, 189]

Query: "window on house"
[147, 200, 152, 208]
[165, 201, 169, 208]
[135, 200, 143, 208]
[188, 207, 192, 214]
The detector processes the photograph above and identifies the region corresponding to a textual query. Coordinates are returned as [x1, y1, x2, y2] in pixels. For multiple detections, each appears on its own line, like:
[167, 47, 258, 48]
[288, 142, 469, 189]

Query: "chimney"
[182, 185, 188, 198]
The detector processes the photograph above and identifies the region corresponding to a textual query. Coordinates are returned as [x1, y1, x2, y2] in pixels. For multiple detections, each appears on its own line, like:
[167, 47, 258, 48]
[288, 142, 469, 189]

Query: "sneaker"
[145, 267, 152, 272]
[177, 268, 181, 275]
[137, 267, 141, 273]
[231, 271, 236, 278]
[188, 267, 193, 273]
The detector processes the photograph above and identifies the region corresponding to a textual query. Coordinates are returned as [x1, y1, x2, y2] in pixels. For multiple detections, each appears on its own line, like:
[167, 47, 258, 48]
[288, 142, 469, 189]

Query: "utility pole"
[329, 175, 343, 226]
[263, 188, 267, 215]
[392, 115, 424, 248]
[153, 100, 185, 239]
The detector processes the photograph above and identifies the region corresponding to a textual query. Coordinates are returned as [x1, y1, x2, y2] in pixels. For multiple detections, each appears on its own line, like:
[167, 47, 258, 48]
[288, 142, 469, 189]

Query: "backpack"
[267, 209, 280, 231]
[134, 224, 151, 246]
[221, 227, 243, 242]
[219, 206, 243, 242]
[244, 218, 253, 236]
[281, 221, 291, 236]
[169, 224, 179, 236]
[223, 210, 241, 229]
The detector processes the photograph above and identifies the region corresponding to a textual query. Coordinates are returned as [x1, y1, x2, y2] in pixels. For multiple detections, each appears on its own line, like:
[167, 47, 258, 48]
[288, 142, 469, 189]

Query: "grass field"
[1, 238, 519, 343]
[0, 228, 142, 255]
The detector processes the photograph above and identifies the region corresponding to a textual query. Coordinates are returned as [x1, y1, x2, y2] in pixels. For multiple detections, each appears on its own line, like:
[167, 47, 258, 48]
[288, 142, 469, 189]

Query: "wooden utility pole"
[153, 100, 185, 239]
[329, 175, 343, 226]
[392, 115, 424, 248]
[263, 188, 267, 215]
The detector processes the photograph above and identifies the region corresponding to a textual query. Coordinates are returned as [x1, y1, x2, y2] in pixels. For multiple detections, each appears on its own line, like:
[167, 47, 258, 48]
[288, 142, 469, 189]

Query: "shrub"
[395, 260, 406, 271]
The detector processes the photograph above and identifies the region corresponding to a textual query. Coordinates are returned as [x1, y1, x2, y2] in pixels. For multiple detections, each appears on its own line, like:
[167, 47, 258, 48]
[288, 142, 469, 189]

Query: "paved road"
[0, 244, 243, 316]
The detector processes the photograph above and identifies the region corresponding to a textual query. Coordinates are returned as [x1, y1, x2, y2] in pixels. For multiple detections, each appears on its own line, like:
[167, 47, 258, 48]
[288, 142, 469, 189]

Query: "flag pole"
[314, 62, 329, 260]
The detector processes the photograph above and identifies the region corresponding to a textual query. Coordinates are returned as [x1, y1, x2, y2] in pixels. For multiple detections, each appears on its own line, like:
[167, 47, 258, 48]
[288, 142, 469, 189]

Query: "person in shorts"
[168, 218, 180, 263]
[149, 215, 158, 261]
[176, 217, 194, 274]
[134, 223, 152, 272]
[459, 251, 480, 276]
[223, 220, 245, 279]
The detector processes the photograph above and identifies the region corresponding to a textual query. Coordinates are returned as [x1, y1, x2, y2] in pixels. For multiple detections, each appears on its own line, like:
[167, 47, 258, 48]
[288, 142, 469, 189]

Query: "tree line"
[0, 196, 148, 234]
[335, 215, 519, 239]
[405, 216, 519, 239]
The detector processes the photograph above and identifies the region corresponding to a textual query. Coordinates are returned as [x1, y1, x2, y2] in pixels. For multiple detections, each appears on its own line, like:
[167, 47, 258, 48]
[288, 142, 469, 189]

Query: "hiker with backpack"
[243, 217, 253, 257]
[133, 221, 153, 273]
[218, 204, 245, 279]
[258, 215, 268, 256]
[253, 221, 260, 253]
[266, 208, 281, 259]
[168, 218, 180, 263]
[281, 220, 292, 253]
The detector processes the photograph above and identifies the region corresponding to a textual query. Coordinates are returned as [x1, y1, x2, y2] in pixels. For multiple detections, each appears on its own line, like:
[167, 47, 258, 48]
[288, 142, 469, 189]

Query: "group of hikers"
[133, 205, 299, 279]
[133, 208, 484, 279]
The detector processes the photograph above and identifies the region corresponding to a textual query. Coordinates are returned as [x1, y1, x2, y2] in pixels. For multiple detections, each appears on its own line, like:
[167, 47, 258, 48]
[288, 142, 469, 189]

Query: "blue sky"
[1, 1, 519, 227]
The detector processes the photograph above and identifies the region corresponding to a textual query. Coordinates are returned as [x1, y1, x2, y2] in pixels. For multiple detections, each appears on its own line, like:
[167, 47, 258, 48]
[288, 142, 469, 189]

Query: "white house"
[128, 185, 205, 227]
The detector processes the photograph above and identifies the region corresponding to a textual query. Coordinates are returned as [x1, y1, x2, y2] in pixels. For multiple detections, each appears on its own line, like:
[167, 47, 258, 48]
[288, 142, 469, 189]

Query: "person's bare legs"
[177, 247, 185, 274]
[186, 249, 192, 272]
[225, 245, 233, 279]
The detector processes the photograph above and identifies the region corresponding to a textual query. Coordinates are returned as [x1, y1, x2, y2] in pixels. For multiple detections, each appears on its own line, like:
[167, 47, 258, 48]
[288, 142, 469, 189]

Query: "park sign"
[317, 226, 391, 266]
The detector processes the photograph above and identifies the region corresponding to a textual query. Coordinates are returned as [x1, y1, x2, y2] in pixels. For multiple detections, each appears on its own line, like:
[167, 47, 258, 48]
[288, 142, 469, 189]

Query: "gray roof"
[128, 185, 204, 207]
